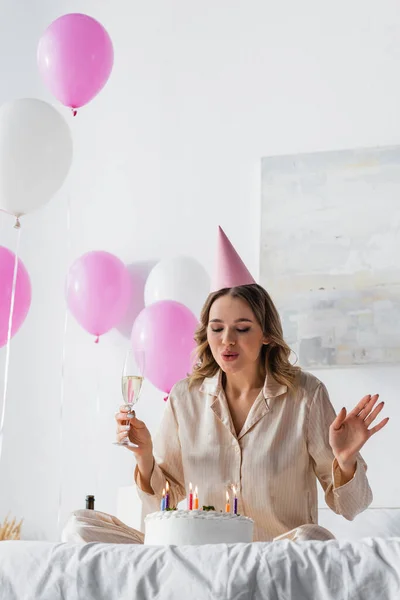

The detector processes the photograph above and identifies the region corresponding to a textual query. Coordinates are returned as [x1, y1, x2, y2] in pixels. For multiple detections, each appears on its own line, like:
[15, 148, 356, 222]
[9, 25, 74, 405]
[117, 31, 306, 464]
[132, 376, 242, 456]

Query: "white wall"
[0, 0, 399, 540]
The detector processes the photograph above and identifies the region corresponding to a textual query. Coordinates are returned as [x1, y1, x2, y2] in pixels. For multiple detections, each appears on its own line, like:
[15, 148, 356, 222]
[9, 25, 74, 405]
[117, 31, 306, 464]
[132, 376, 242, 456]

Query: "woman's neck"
[223, 364, 265, 397]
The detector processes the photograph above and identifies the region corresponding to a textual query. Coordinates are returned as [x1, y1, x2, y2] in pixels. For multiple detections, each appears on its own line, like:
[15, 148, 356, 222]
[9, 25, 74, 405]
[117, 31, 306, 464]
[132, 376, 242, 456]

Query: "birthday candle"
[165, 481, 170, 509]
[194, 486, 199, 510]
[233, 486, 238, 515]
[225, 490, 230, 513]
[161, 488, 166, 511]
[188, 482, 193, 510]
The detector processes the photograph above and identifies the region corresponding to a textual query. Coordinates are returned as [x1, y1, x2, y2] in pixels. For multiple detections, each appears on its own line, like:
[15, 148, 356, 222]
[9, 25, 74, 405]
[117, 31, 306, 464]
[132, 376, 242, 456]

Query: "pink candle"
[188, 482, 193, 510]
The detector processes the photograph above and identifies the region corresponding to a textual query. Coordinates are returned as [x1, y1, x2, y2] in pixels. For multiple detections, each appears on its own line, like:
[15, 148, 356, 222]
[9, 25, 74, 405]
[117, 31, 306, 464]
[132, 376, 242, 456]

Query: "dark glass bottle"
[85, 495, 95, 510]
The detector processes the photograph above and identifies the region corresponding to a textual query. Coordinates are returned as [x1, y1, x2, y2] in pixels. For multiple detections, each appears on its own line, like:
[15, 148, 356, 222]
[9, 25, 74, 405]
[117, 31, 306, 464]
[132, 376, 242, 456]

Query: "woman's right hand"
[115, 406, 153, 457]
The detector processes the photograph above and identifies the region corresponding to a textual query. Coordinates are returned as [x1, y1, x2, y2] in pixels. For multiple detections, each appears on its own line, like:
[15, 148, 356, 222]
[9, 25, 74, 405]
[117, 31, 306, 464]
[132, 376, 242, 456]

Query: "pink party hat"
[211, 226, 256, 292]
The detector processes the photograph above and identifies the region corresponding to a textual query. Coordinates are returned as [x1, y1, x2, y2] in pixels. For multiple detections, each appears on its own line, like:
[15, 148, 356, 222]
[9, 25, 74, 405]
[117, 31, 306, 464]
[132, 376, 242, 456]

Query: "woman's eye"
[237, 328, 250, 333]
[211, 328, 223, 333]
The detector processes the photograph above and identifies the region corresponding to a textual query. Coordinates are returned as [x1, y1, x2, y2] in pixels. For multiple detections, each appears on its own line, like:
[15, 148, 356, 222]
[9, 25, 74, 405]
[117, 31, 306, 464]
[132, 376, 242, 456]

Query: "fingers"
[117, 430, 129, 443]
[115, 407, 135, 425]
[357, 394, 379, 418]
[115, 407, 147, 435]
[348, 395, 375, 417]
[115, 406, 132, 443]
[116, 419, 130, 431]
[120, 405, 135, 418]
[364, 401, 385, 427]
[332, 407, 347, 430]
[120, 406, 140, 420]
[368, 417, 389, 436]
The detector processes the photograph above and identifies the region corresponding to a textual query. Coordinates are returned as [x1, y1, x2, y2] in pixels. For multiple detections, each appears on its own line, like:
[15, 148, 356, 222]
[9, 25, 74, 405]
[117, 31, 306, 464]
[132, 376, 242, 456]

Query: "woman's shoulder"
[169, 377, 192, 397]
[170, 371, 219, 398]
[295, 369, 328, 401]
[169, 376, 205, 404]
[167, 377, 209, 421]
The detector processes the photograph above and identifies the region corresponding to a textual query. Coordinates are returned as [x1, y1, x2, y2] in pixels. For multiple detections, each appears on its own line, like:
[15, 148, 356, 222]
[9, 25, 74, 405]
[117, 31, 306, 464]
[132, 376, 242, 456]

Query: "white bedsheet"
[1, 538, 400, 600]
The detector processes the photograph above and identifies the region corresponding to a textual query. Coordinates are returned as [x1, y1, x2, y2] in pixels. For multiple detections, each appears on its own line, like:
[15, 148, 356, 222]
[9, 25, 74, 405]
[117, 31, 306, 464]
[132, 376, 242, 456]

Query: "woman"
[63, 229, 388, 544]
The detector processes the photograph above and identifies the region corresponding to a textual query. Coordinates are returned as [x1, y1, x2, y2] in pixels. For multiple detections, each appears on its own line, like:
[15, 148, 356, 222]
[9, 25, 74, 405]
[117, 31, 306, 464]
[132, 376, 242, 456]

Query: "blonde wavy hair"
[189, 284, 300, 390]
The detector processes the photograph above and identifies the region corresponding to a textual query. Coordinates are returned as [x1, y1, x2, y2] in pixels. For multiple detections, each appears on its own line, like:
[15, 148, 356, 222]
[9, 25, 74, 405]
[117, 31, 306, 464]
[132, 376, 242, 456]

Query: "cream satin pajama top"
[135, 370, 372, 541]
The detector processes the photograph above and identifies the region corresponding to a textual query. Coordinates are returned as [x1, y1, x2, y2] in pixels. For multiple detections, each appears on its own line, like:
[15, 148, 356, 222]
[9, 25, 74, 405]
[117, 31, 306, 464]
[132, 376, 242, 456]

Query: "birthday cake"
[144, 509, 254, 545]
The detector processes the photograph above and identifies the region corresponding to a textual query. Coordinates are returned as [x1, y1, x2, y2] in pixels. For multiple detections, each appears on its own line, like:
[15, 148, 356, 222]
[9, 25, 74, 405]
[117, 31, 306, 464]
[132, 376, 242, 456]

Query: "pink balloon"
[37, 13, 114, 111]
[66, 251, 132, 340]
[0, 246, 31, 347]
[131, 300, 198, 395]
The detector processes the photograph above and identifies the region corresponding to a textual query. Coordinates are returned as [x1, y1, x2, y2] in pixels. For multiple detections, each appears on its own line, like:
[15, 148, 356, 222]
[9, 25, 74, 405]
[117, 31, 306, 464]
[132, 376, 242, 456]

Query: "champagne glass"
[114, 348, 145, 447]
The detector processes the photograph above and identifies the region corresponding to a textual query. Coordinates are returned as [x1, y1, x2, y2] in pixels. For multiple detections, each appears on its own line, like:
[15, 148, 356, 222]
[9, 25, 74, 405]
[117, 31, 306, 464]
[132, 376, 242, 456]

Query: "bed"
[1, 537, 400, 599]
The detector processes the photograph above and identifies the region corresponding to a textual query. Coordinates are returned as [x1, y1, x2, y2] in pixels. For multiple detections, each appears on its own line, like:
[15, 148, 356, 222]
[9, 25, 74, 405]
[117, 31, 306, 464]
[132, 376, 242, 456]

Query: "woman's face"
[207, 295, 267, 375]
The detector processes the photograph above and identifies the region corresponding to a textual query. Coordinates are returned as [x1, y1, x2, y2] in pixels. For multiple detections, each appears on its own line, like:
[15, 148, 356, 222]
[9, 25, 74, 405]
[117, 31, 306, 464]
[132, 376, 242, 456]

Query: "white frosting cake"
[144, 510, 254, 545]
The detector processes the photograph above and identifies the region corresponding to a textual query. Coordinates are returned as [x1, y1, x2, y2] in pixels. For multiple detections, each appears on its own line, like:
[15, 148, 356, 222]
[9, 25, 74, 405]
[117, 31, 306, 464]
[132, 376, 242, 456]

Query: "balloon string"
[71, 108, 77, 117]
[94, 336, 99, 344]
[0, 227, 22, 471]
[94, 343, 101, 500]
[57, 193, 71, 538]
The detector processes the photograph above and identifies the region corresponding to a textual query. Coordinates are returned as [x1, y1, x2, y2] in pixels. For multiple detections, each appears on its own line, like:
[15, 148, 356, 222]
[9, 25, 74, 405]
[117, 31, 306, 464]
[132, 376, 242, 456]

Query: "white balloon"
[145, 256, 210, 317]
[0, 98, 73, 217]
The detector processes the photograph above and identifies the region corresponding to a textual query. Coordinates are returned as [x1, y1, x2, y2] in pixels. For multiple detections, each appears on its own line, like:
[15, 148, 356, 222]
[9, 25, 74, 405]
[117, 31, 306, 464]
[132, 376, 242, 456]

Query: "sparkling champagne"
[121, 375, 144, 406]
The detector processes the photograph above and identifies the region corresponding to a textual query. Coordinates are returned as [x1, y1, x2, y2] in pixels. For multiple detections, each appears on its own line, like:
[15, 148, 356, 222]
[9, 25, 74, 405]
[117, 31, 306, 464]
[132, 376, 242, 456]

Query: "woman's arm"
[329, 393, 387, 481]
[134, 384, 186, 509]
[307, 382, 373, 520]
[135, 454, 155, 494]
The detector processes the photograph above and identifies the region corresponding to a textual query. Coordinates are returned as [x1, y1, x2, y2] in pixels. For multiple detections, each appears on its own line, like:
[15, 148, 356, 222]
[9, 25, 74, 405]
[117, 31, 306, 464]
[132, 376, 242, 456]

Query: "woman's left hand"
[329, 394, 389, 473]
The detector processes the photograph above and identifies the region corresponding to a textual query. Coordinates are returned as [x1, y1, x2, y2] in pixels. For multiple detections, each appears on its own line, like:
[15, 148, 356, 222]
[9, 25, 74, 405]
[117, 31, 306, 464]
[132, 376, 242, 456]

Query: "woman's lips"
[222, 353, 239, 362]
